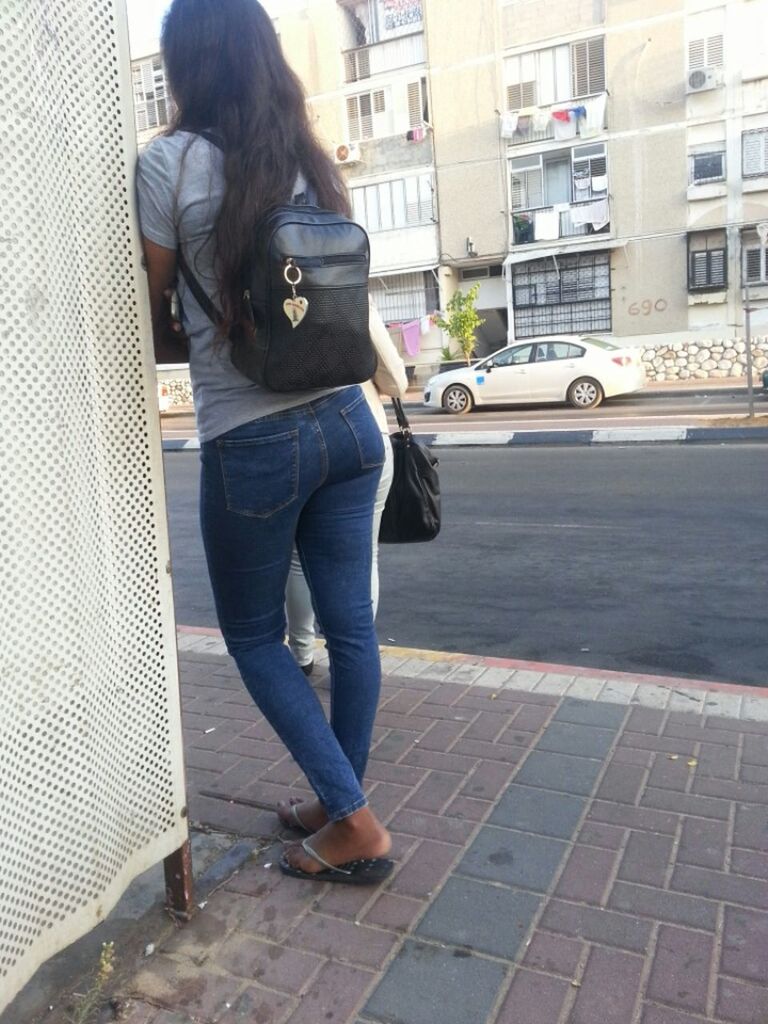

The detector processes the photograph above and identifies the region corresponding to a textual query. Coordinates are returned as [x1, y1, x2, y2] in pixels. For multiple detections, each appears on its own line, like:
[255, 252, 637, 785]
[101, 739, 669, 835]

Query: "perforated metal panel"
[0, 0, 187, 1011]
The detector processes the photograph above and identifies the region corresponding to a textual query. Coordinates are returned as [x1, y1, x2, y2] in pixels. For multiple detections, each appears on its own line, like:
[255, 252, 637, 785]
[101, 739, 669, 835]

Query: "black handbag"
[379, 399, 441, 544]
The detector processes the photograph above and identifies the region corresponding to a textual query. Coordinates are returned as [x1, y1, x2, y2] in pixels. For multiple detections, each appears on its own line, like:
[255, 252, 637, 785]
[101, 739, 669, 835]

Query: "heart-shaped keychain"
[283, 296, 309, 328]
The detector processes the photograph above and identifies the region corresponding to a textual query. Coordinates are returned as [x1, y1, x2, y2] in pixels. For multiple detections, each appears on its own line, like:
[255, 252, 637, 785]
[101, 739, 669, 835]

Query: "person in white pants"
[285, 299, 409, 674]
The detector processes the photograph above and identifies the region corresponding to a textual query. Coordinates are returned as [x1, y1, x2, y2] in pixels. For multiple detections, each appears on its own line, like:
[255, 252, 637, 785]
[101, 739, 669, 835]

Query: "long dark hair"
[161, 0, 351, 333]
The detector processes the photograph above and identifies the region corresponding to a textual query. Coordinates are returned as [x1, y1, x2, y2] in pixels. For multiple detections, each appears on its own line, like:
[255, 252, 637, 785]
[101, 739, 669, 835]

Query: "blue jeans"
[200, 386, 385, 821]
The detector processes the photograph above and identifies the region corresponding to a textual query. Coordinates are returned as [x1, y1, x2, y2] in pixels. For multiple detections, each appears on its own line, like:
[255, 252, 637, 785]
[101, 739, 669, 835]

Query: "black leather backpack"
[178, 134, 377, 392]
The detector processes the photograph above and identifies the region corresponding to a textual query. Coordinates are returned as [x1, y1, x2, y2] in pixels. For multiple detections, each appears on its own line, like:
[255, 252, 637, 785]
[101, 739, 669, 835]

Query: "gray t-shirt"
[136, 131, 335, 443]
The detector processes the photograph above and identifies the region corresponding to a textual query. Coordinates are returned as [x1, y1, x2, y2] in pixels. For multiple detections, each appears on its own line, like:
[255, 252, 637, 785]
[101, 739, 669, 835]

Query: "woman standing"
[137, 0, 392, 884]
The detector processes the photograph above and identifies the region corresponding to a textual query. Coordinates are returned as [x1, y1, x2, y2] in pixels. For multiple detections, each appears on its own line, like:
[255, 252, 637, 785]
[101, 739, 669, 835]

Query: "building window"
[688, 34, 724, 70]
[408, 78, 429, 127]
[370, 270, 437, 322]
[132, 55, 172, 133]
[344, 48, 372, 83]
[338, 0, 423, 47]
[460, 265, 503, 281]
[689, 149, 725, 185]
[743, 129, 768, 178]
[688, 231, 727, 291]
[511, 252, 612, 339]
[351, 173, 435, 232]
[571, 37, 605, 98]
[744, 237, 768, 285]
[504, 36, 605, 111]
[346, 89, 388, 141]
[510, 144, 607, 212]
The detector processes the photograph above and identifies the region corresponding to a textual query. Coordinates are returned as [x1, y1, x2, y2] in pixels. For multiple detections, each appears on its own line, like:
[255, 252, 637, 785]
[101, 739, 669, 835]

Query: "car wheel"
[567, 377, 603, 410]
[442, 384, 474, 414]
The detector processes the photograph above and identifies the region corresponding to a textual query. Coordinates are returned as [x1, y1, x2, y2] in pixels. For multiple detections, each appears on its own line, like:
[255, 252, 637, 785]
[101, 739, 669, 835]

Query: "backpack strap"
[176, 128, 311, 326]
[177, 248, 223, 327]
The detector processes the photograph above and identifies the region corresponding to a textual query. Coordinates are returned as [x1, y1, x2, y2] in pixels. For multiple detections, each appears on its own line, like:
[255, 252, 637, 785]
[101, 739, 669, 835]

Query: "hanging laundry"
[570, 105, 587, 121]
[579, 93, 607, 139]
[532, 108, 551, 133]
[574, 176, 591, 191]
[534, 209, 560, 241]
[570, 203, 594, 227]
[591, 174, 608, 193]
[513, 213, 534, 244]
[515, 115, 532, 137]
[589, 198, 610, 231]
[552, 109, 577, 140]
[406, 126, 425, 142]
[419, 315, 432, 336]
[401, 320, 421, 357]
[500, 111, 519, 138]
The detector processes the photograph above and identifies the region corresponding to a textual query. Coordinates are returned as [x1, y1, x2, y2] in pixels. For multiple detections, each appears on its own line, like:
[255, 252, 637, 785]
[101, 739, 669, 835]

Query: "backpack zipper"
[289, 254, 367, 268]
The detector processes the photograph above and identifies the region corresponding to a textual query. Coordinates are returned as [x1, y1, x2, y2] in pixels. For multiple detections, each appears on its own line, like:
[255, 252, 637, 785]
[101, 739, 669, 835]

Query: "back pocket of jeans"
[340, 392, 385, 470]
[217, 429, 299, 518]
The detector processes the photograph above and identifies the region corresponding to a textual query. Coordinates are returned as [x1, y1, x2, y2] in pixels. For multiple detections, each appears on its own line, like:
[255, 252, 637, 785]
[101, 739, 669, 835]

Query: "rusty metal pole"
[164, 839, 195, 922]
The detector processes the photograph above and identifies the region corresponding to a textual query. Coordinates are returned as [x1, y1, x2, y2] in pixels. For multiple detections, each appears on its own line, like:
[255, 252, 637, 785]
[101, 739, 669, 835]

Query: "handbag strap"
[391, 397, 412, 436]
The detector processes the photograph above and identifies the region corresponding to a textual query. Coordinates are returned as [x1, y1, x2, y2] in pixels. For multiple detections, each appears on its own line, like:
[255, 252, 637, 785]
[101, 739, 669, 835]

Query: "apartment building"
[131, 0, 768, 373]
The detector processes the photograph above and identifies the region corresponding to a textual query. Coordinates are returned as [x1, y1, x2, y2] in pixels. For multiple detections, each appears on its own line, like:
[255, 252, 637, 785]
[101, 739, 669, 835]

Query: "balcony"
[344, 32, 425, 83]
[503, 93, 607, 147]
[512, 198, 611, 245]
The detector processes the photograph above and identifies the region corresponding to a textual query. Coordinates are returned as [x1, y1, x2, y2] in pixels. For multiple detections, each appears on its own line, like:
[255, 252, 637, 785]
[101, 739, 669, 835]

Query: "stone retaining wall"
[639, 336, 768, 382]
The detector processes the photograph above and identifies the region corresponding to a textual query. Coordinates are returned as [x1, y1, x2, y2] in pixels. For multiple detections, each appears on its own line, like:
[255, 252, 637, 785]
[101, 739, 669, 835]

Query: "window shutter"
[373, 90, 385, 114]
[408, 82, 422, 128]
[571, 38, 604, 97]
[689, 34, 723, 70]
[745, 248, 762, 283]
[357, 49, 371, 79]
[360, 93, 374, 137]
[706, 34, 724, 67]
[688, 38, 706, 69]
[347, 96, 361, 141]
[344, 52, 357, 83]
[689, 252, 708, 288]
[587, 37, 605, 94]
[743, 130, 768, 177]
[709, 249, 726, 287]
[507, 81, 536, 110]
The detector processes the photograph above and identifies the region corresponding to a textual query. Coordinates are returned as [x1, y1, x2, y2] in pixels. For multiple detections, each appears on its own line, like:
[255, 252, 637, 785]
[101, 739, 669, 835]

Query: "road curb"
[163, 425, 768, 452]
[175, 625, 768, 721]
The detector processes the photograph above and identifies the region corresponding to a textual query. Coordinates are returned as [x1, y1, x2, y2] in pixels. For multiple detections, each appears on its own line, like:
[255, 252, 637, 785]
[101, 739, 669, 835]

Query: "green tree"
[433, 284, 486, 365]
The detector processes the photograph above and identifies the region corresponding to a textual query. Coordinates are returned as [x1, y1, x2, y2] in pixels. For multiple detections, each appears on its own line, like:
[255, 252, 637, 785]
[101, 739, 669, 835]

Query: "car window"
[492, 344, 534, 366]
[534, 343, 585, 361]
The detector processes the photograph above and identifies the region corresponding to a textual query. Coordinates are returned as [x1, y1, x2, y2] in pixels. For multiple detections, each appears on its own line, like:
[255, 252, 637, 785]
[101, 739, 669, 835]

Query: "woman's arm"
[142, 236, 189, 365]
[369, 299, 409, 398]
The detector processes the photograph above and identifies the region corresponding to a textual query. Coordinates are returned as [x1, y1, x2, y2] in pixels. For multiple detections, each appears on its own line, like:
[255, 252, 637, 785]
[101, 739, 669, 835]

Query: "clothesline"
[386, 316, 434, 357]
[501, 93, 607, 142]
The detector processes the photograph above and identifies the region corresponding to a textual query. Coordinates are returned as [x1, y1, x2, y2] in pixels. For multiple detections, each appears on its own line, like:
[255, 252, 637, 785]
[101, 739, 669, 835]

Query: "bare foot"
[282, 807, 391, 874]
[276, 797, 328, 833]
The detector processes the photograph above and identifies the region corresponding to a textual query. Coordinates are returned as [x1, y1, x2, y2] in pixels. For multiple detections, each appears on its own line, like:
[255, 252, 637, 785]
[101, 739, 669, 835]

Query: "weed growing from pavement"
[66, 942, 115, 1024]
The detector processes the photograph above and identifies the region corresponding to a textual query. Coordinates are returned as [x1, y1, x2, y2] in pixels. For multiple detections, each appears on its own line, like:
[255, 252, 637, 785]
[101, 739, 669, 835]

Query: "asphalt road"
[163, 444, 768, 687]
[162, 387, 767, 438]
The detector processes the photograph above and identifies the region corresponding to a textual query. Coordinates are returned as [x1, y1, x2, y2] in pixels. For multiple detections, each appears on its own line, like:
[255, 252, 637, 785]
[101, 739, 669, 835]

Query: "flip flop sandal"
[279, 837, 394, 886]
[276, 801, 312, 835]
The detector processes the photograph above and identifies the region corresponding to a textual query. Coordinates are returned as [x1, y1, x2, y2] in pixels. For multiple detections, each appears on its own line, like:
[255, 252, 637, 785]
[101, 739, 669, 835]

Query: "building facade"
[132, 0, 768, 375]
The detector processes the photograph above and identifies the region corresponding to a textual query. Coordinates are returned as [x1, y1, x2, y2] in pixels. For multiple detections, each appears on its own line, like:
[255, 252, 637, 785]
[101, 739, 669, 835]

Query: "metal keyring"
[284, 262, 303, 286]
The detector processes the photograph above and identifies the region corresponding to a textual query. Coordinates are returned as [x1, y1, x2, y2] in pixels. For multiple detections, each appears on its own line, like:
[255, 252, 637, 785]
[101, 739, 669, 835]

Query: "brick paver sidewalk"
[117, 644, 768, 1024]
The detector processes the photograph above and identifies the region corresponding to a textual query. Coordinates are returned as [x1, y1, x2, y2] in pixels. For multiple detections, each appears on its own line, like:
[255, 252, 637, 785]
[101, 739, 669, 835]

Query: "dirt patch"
[701, 415, 768, 427]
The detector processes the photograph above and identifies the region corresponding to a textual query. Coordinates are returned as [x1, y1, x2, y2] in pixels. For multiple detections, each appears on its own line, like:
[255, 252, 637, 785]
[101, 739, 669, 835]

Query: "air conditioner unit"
[687, 67, 722, 93]
[334, 142, 362, 165]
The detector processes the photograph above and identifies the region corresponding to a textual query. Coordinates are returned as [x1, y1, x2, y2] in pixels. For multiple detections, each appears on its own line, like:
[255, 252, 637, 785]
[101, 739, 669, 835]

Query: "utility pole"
[744, 221, 768, 419]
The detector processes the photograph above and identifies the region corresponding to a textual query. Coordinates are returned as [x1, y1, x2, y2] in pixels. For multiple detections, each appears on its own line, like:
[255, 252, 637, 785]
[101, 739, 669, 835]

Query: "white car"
[424, 336, 647, 413]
